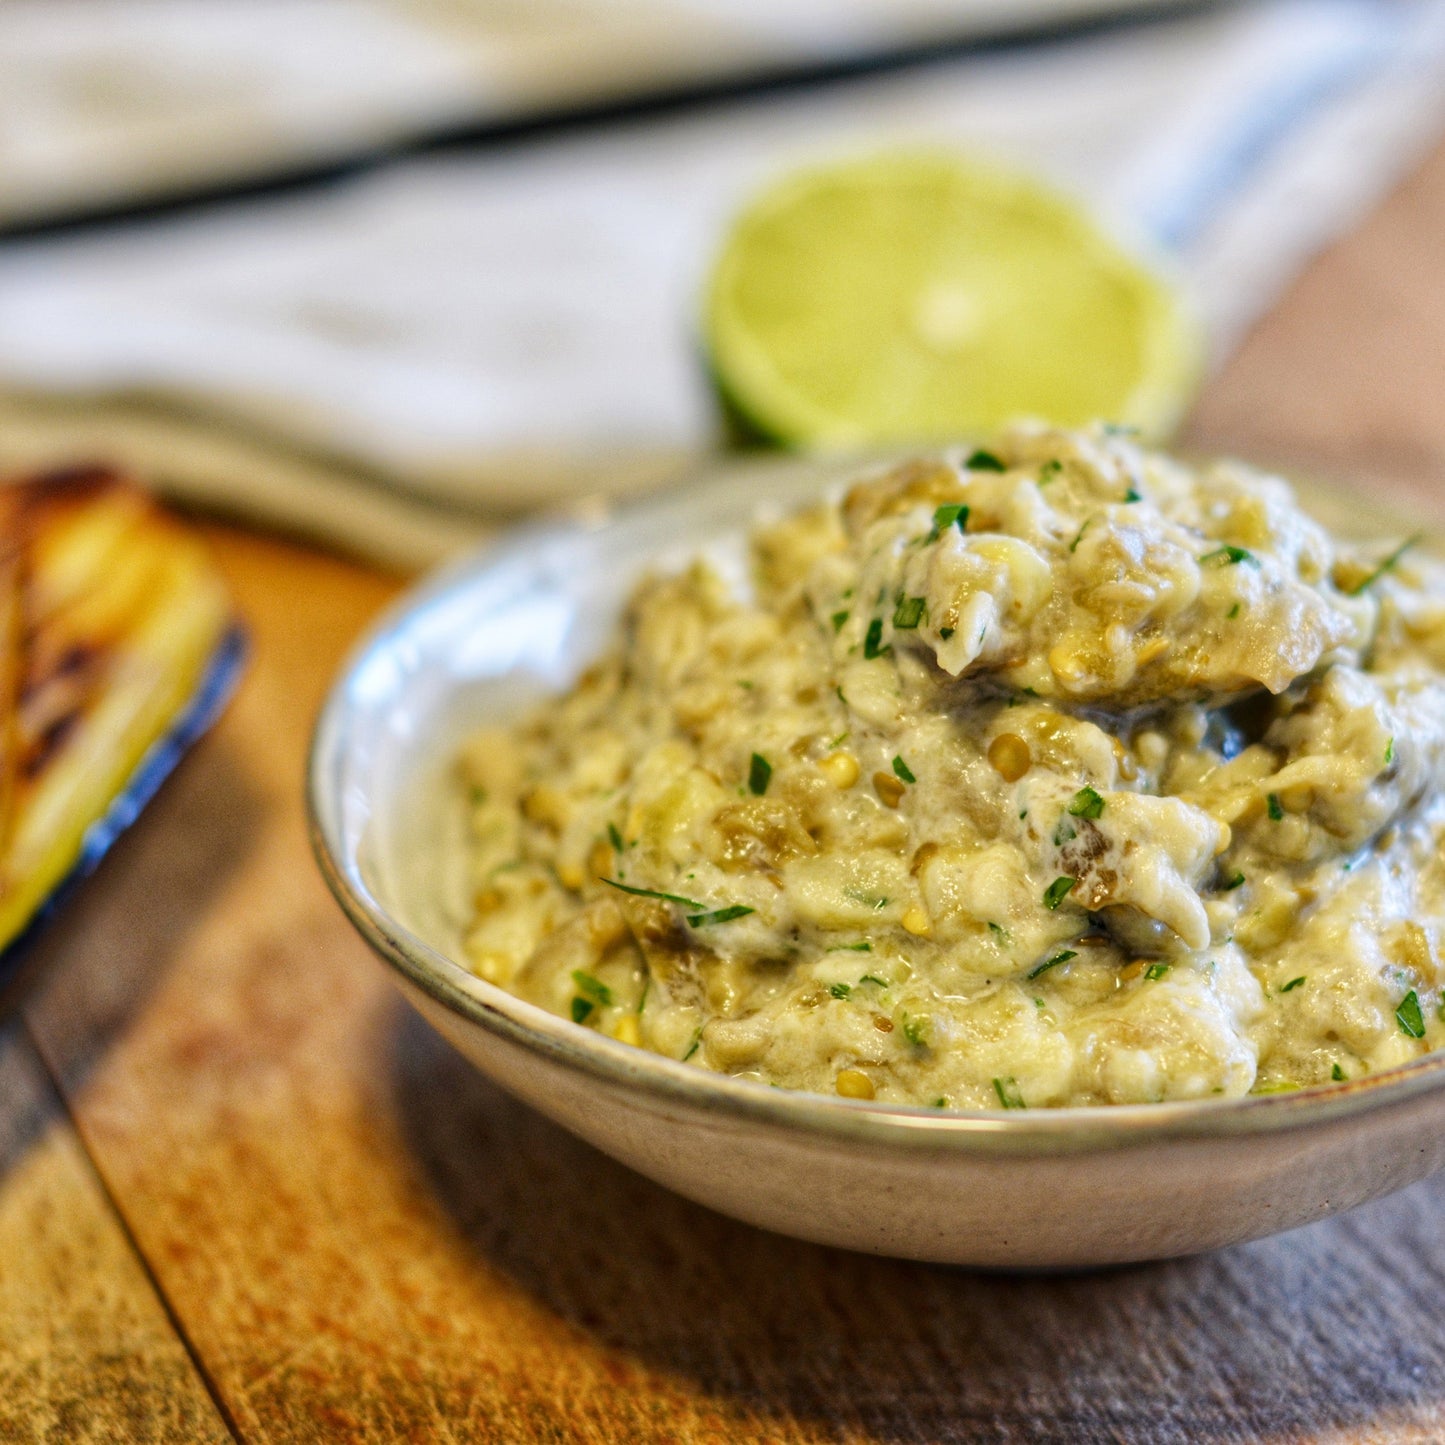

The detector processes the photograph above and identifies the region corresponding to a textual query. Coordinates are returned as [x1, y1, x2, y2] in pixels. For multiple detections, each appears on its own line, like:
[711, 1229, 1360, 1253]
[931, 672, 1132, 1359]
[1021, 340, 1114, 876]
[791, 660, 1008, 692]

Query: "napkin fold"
[0, 0, 1442, 569]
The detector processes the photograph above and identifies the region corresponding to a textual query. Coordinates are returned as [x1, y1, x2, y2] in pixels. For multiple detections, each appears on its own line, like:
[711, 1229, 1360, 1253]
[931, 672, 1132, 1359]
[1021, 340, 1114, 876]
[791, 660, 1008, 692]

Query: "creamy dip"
[459, 426, 1445, 1108]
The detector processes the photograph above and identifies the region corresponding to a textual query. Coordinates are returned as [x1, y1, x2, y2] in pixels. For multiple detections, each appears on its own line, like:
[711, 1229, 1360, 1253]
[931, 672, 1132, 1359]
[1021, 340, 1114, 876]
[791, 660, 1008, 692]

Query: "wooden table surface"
[4, 136, 1445, 1445]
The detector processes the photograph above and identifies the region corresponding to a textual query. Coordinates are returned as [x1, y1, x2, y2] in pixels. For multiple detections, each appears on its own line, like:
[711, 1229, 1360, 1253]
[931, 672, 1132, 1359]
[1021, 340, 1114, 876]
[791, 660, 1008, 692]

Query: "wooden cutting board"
[3, 135, 1445, 1445]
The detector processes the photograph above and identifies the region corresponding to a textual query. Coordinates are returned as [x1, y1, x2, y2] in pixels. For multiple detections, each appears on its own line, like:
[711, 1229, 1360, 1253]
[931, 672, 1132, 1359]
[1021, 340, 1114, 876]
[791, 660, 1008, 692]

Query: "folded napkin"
[0, 0, 1442, 569]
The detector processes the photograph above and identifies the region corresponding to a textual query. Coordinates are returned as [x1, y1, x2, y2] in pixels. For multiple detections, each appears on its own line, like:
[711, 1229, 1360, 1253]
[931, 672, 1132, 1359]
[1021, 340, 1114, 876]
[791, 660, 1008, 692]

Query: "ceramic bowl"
[308, 452, 1445, 1269]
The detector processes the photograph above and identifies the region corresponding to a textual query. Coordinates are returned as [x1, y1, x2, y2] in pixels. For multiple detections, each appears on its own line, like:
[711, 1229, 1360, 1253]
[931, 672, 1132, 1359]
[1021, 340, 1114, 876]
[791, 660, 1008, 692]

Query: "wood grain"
[0, 1022, 231, 1443]
[4, 129, 1445, 1445]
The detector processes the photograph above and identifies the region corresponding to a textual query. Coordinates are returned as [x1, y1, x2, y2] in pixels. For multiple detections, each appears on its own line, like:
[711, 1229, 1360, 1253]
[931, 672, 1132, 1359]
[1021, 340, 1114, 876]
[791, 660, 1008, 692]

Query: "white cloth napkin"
[0, 0, 1442, 568]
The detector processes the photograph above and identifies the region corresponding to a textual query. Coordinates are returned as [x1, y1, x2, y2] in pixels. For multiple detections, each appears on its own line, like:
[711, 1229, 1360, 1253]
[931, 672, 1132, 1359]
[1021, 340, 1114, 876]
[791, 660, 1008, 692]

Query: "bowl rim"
[307, 455, 1445, 1158]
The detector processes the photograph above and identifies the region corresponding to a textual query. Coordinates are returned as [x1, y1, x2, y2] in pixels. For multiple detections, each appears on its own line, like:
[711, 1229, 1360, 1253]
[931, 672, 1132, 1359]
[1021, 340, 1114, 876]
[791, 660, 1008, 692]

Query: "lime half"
[705, 152, 1200, 447]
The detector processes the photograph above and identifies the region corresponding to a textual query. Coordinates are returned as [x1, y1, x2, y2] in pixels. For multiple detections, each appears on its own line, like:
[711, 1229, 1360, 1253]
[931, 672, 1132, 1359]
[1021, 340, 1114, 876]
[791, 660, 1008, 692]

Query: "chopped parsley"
[1069, 519, 1091, 553]
[928, 502, 969, 540]
[829, 982, 852, 1000]
[682, 1029, 702, 1061]
[602, 878, 704, 908]
[1267, 792, 1285, 822]
[1222, 871, 1246, 891]
[992, 1076, 1026, 1109]
[1385, 736, 1395, 766]
[1038, 459, 1062, 484]
[1028, 949, 1076, 980]
[1200, 544, 1259, 568]
[687, 904, 755, 928]
[607, 822, 624, 853]
[1226, 601, 1241, 619]
[987, 922, 1011, 944]
[892, 755, 916, 785]
[864, 617, 889, 659]
[571, 970, 614, 1007]
[748, 752, 772, 795]
[939, 626, 956, 640]
[901, 1014, 929, 1047]
[1280, 976, 1306, 993]
[1349, 533, 1421, 596]
[967, 449, 1006, 472]
[831, 609, 849, 632]
[1124, 487, 1142, 503]
[1396, 990, 1426, 1039]
[931, 1097, 949, 1109]
[1144, 962, 1171, 982]
[893, 595, 926, 629]
[570, 998, 595, 1025]
[637, 978, 649, 1014]
[859, 974, 891, 988]
[828, 941, 872, 953]
[1068, 785, 1105, 820]
[1331, 1063, 1347, 1081]
[1043, 876, 1077, 910]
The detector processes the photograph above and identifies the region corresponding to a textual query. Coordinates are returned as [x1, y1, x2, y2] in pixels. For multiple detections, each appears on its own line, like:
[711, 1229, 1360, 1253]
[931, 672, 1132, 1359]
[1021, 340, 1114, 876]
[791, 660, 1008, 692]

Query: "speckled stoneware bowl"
[308, 452, 1445, 1269]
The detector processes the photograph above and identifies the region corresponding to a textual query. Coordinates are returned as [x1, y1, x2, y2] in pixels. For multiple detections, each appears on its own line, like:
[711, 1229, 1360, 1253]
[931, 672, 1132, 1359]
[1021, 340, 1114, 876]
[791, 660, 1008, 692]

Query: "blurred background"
[1, 0, 1443, 568]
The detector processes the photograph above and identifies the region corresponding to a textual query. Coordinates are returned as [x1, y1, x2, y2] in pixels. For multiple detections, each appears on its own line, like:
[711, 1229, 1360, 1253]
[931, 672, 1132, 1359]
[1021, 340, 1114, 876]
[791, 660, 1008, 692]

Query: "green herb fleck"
[1385, 736, 1395, 766]
[967, 449, 1006, 472]
[748, 752, 772, 796]
[1331, 1062, 1346, 1081]
[863, 618, 890, 659]
[682, 1030, 702, 1061]
[828, 941, 872, 953]
[1201, 544, 1258, 568]
[607, 822, 624, 853]
[1226, 602, 1241, 619]
[1349, 533, 1422, 595]
[901, 1014, 929, 1047]
[602, 878, 704, 909]
[1053, 818, 1077, 847]
[893, 595, 926, 629]
[845, 888, 889, 912]
[987, 922, 1011, 944]
[1144, 962, 1171, 982]
[687, 904, 755, 928]
[931, 1097, 949, 1109]
[831, 609, 849, 632]
[859, 974, 890, 988]
[1028, 949, 1077, 980]
[638, 978, 649, 1014]
[1124, 487, 1142, 503]
[1222, 871, 1246, 891]
[1397, 989, 1426, 1039]
[1280, 976, 1306, 993]
[1267, 792, 1284, 822]
[892, 755, 916, 785]
[1043, 876, 1077, 910]
[1069, 519, 1091, 553]
[993, 1076, 1026, 1109]
[1038, 460, 1062, 484]
[571, 971, 614, 1007]
[1068, 785, 1105, 820]
[829, 982, 852, 1000]
[928, 502, 970, 541]
[570, 997, 595, 1025]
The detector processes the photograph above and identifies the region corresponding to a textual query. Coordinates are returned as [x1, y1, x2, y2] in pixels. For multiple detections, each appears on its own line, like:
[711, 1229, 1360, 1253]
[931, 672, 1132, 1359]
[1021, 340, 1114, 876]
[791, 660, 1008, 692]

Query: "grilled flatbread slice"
[0, 466, 237, 954]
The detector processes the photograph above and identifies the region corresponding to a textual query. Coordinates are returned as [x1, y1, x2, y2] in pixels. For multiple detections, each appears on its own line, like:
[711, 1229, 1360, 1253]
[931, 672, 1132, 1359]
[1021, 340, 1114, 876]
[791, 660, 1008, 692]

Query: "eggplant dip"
[458, 425, 1445, 1109]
